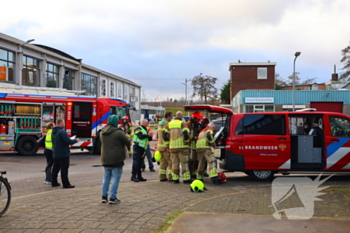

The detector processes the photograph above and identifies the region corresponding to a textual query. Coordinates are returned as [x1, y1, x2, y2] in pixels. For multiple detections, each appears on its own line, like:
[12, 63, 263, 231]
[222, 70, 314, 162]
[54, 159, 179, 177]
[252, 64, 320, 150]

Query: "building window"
[81, 73, 97, 96]
[63, 69, 75, 90]
[22, 55, 40, 86]
[110, 81, 115, 98]
[117, 83, 122, 98]
[124, 84, 128, 101]
[46, 63, 59, 87]
[101, 79, 106, 97]
[257, 68, 267, 79]
[0, 49, 15, 82]
[245, 104, 274, 113]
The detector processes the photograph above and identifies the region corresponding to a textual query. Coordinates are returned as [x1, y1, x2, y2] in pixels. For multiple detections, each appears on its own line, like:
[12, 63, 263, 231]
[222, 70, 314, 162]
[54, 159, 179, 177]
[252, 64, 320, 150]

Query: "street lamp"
[292, 51, 301, 111]
[15, 39, 35, 87]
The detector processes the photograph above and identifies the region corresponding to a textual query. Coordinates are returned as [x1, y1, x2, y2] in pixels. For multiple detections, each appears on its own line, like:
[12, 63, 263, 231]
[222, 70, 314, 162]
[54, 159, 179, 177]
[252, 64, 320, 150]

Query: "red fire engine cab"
[0, 92, 134, 156]
[185, 105, 350, 181]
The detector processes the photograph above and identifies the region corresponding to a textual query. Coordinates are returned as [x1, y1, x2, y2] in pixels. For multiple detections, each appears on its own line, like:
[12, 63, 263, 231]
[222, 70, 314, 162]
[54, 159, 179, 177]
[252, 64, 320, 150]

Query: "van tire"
[248, 170, 274, 181]
[16, 136, 39, 156]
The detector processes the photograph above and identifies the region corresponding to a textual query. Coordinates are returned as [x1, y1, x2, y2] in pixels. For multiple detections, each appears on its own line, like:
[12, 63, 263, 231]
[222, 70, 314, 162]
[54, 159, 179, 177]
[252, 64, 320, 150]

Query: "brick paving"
[1, 174, 349, 232]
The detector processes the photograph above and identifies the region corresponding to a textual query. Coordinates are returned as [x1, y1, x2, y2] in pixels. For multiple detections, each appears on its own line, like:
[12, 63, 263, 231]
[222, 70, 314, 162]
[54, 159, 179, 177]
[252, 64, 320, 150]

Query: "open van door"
[184, 105, 233, 153]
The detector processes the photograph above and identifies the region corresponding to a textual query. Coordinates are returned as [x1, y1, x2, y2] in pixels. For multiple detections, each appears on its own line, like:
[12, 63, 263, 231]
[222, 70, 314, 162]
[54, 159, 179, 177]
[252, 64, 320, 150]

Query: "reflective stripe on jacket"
[196, 129, 214, 149]
[45, 129, 53, 150]
[168, 119, 189, 149]
[157, 119, 169, 150]
[133, 126, 149, 149]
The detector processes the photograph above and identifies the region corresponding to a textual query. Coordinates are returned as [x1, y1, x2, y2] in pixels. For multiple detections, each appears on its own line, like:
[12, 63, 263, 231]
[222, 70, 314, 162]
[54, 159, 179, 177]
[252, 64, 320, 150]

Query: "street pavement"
[0, 151, 350, 232]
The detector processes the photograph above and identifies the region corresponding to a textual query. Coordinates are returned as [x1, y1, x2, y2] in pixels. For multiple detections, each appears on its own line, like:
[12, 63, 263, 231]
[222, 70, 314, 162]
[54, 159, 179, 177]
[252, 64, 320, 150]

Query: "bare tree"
[340, 41, 350, 80]
[275, 72, 317, 87]
[191, 73, 218, 104]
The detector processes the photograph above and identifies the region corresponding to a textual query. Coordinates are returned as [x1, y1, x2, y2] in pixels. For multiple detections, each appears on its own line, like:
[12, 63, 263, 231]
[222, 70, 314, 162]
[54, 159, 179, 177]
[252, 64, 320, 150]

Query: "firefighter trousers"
[159, 149, 172, 180]
[196, 149, 218, 180]
[170, 149, 191, 181]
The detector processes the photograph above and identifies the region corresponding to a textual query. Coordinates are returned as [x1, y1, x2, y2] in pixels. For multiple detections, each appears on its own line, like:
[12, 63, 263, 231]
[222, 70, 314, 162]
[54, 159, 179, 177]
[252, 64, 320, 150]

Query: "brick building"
[229, 62, 276, 102]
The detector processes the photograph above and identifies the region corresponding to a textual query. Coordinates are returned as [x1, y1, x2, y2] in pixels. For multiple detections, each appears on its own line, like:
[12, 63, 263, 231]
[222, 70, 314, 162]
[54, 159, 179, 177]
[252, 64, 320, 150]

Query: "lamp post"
[15, 39, 35, 87]
[292, 51, 301, 111]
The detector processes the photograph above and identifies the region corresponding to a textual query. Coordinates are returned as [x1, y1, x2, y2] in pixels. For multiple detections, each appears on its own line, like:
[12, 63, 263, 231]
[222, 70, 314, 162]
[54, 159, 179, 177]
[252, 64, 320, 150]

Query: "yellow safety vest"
[45, 129, 53, 150]
[168, 119, 189, 149]
[157, 119, 169, 150]
[133, 126, 149, 149]
[196, 129, 214, 149]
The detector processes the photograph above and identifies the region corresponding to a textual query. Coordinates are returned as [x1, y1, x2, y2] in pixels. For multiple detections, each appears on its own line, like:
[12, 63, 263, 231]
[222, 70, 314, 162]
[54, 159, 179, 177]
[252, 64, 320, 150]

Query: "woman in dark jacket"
[100, 115, 131, 204]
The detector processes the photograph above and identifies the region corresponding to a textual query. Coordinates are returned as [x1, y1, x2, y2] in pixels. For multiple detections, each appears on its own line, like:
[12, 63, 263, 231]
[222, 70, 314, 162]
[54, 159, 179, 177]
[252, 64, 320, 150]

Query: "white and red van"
[184, 105, 350, 181]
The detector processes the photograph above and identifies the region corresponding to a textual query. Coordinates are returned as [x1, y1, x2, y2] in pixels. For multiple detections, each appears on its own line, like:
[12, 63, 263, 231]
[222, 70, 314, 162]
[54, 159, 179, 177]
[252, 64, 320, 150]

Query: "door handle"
[330, 139, 339, 142]
[277, 137, 286, 140]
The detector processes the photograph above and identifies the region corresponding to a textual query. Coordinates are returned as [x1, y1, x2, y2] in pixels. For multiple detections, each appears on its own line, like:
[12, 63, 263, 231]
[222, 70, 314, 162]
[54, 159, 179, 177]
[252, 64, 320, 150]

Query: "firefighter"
[164, 111, 191, 184]
[131, 119, 153, 182]
[157, 111, 173, 182]
[121, 116, 134, 157]
[196, 122, 221, 183]
[186, 111, 203, 179]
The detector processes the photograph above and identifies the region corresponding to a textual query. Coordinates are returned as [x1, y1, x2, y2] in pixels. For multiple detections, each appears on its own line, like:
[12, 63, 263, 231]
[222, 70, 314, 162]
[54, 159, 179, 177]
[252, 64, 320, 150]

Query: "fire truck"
[0, 92, 134, 156]
[185, 105, 350, 181]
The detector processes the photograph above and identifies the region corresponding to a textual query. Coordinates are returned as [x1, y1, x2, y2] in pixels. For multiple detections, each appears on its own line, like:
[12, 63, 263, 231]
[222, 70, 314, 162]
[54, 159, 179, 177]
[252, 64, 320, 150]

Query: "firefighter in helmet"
[157, 111, 173, 182]
[196, 121, 221, 183]
[164, 111, 192, 183]
[186, 111, 203, 179]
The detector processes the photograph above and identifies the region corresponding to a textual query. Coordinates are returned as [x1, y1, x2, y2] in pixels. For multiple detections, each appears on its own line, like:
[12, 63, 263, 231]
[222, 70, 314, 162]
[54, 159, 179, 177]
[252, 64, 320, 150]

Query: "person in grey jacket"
[51, 119, 79, 188]
[100, 115, 131, 204]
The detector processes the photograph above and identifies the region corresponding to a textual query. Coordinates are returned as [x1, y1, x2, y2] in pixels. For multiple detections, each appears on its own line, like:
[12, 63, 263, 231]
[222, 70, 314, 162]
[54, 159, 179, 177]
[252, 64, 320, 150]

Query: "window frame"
[257, 67, 267, 80]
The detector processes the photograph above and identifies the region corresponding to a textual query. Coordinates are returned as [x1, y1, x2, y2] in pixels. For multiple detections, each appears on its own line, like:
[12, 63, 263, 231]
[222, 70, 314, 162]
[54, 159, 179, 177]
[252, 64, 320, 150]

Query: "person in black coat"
[51, 119, 79, 188]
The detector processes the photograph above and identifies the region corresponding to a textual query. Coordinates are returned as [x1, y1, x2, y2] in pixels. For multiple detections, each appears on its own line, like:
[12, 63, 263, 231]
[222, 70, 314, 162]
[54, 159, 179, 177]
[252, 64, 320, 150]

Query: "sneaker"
[173, 180, 180, 184]
[44, 180, 52, 185]
[101, 196, 108, 203]
[108, 198, 121, 204]
[160, 179, 168, 182]
[63, 185, 75, 189]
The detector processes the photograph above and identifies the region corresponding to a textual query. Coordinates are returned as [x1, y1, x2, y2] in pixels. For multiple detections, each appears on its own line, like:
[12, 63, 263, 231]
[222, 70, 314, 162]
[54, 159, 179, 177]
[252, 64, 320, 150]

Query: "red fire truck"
[0, 92, 134, 156]
[185, 105, 350, 181]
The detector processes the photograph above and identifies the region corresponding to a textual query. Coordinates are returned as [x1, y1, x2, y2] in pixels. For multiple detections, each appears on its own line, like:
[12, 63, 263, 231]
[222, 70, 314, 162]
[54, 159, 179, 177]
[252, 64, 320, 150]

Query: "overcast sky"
[2, 0, 350, 101]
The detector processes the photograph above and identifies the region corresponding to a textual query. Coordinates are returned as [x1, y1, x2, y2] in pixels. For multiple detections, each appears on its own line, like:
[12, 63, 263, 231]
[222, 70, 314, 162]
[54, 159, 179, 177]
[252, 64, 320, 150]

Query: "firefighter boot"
[131, 174, 139, 182]
[137, 173, 147, 182]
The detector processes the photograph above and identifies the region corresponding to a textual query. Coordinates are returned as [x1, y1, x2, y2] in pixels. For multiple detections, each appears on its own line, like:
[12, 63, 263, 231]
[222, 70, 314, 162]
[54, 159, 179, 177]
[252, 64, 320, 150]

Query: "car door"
[242, 113, 291, 170]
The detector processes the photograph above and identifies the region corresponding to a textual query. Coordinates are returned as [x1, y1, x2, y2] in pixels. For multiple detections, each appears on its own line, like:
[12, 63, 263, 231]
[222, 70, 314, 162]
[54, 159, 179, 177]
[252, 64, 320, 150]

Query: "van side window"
[243, 114, 286, 135]
[235, 119, 243, 135]
[330, 116, 350, 137]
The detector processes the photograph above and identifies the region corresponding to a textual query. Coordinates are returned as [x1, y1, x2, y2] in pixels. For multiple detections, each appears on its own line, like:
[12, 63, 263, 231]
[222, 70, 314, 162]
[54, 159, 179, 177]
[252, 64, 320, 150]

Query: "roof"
[229, 62, 276, 71]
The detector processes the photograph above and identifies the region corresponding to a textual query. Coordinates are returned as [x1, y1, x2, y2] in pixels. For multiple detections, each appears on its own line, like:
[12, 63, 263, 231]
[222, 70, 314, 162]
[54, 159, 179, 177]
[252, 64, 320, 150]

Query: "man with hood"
[51, 119, 79, 188]
[100, 115, 131, 204]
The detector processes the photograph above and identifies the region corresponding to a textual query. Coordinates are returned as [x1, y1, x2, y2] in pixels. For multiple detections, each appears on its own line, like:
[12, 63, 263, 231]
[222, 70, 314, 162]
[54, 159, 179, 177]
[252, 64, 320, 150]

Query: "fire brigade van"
[185, 105, 350, 181]
[0, 92, 134, 156]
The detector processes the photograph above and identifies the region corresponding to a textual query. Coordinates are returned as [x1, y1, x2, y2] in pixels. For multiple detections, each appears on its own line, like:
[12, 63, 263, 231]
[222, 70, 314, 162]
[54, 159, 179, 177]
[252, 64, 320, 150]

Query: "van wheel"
[16, 136, 39, 156]
[248, 170, 274, 181]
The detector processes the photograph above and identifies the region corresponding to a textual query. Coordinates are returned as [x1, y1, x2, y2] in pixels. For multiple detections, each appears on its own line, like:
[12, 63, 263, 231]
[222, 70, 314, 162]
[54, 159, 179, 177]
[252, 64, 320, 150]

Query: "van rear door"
[184, 105, 233, 149]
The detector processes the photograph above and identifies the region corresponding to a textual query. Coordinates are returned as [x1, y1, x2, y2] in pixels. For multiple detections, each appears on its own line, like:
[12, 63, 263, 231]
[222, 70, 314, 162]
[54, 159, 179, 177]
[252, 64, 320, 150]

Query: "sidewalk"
[1, 177, 349, 232]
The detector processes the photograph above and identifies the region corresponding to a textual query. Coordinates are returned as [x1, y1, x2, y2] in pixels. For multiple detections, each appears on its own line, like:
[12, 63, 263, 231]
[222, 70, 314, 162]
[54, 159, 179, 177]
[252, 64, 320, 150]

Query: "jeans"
[102, 166, 123, 199]
[141, 145, 154, 170]
[44, 149, 53, 182]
